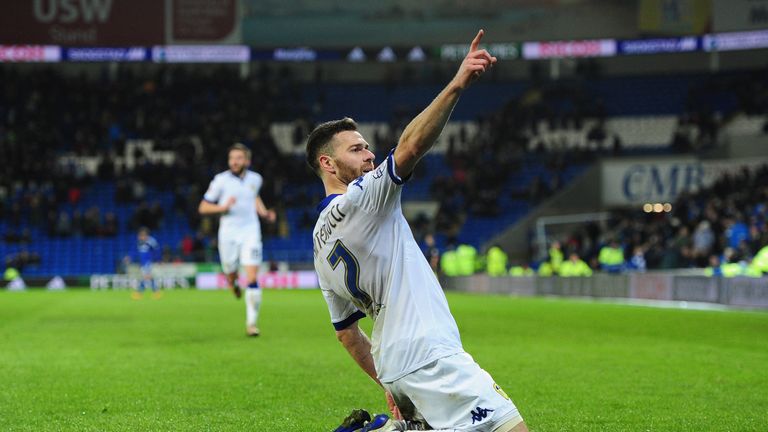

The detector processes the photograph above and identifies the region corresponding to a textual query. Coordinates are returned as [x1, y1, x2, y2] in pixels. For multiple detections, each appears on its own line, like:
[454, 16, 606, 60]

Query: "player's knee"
[493, 416, 526, 432]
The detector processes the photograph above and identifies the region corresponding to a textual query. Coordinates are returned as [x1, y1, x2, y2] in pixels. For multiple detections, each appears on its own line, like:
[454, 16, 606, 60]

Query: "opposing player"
[198, 143, 276, 337]
[309, 31, 527, 431]
[132, 227, 161, 300]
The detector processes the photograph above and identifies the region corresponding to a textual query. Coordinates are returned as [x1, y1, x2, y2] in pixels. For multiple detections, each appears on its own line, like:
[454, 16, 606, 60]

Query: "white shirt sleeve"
[321, 286, 366, 331]
[254, 172, 263, 195]
[347, 149, 409, 214]
[203, 175, 222, 203]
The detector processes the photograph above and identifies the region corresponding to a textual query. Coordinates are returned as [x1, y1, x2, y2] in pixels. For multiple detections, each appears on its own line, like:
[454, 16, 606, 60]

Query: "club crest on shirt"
[372, 166, 384, 179]
[494, 383, 510, 400]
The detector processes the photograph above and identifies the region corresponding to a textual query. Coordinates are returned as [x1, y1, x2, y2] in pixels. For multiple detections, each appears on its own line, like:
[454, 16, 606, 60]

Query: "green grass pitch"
[1, 288, 767, 431]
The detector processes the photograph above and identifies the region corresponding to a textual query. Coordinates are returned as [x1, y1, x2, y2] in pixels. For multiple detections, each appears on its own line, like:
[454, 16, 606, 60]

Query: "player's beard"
[230, 165, 245, 177]
[336, 159, 372, 185]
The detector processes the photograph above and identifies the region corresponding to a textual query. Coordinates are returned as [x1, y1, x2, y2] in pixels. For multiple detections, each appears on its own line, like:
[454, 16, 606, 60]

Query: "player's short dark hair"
[228, 142, 251, 161]
[305, 117, 358, 175]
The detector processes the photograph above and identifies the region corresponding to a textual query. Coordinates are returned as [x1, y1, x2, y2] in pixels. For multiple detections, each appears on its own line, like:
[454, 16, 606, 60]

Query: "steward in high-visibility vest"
[598, 240, 624, 273]
[559, 253, 593, 277]
[537, 261, 554, 277]
[753, 245, 768, 275]
[486, 246, 508, 276]
[549, 241, 564, 274]
[456, 244, 477, 276]
[509, 265, 535, 277]
[3, 266, 20, 281]
[440, 250, 459, 277]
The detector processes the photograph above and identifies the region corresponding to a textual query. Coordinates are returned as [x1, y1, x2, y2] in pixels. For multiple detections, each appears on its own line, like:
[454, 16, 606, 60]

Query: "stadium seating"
[3, 67, 765, 276]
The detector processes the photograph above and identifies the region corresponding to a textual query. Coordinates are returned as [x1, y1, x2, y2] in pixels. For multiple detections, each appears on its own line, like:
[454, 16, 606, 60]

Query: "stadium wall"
[440, 273, 768, 309]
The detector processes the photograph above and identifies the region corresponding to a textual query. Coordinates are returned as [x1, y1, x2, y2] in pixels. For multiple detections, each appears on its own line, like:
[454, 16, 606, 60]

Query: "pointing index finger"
[469, 29, 484, 52]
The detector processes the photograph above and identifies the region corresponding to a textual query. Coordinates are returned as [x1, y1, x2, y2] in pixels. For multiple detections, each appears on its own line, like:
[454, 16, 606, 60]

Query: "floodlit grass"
[1, 289, 766, 431]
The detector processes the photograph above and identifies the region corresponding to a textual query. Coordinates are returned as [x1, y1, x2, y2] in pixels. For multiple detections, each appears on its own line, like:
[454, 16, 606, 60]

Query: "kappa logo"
[470, 407, 494, 424]
[353, 176, 364, 190]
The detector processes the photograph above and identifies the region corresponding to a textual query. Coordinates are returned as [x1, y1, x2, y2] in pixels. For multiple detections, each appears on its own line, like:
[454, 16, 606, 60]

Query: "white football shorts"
[217, 228, 262, 274]
[383, 352, 521, 431]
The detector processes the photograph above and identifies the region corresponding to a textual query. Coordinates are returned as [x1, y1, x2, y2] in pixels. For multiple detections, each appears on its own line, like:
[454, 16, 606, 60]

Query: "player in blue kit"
[131, 227, 161, 300]
[310, 31, 528, 432]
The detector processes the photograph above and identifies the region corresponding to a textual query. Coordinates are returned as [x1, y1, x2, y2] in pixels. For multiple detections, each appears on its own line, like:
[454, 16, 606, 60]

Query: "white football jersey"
[203, 170, 263, 235]
[313, 151, 463, 383]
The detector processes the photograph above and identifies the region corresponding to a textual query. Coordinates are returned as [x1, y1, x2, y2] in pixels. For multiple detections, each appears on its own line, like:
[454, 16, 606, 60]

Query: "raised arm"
[393, 29, 496, 178]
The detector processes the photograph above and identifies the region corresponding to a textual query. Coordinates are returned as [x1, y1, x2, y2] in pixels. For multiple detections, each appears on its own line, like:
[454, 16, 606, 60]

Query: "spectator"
[627, 246, 647, 272]
[485, 244, 508, 276]
[692, 220, 714, 262]
[180, 234, 194, 261]
[422, 234, 441, 274]
[559, 252, 593, 277]
[598, 239, 625, 273]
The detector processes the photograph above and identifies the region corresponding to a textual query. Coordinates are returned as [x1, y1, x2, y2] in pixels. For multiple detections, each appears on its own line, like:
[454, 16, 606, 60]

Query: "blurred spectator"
[440, 244, 459, 277]
[193, 231, 207, 262]
[692, 220, 714, 262]
[82, 206, 101, 237]
[56, 211, 72, 237]
[705, 255, 723, 277]
[509, 262, 534, 276]
[559, 252, 593, 277]
[71, 210, 84, 237]
[548, 241, 564, 274]
[537, 259, 555, 276]
[725, 216, 749, 249]
[102, 212, 118, 237]
[4, 250, 41, 272]
[422, 234, 441, 274]
[753, 245, 768, 275]
[627, 246, 647, 272]
[485, 244, 508, 276]
[598, 239, 625, 273]
[180, 234, 194, 261]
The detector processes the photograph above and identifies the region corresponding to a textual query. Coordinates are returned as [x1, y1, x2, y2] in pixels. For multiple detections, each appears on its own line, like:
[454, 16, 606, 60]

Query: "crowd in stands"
[442, 164, 767, 278]
[2, 62, 767, 276]
[4, 250, 41, 273]
[0, 65, 312, 269]
[581, 164, 768, 276]
[0, 64, 584, 269]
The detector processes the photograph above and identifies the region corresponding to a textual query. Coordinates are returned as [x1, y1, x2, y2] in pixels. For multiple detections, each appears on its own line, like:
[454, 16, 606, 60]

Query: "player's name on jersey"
[313, 202, 347, 255]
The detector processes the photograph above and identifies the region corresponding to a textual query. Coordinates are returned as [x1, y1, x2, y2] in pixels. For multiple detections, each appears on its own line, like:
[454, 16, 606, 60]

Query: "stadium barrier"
[440, 272, 768, 309]
[90, 274, 191, 290]
[87, 272, 319, 290]
[1, 276, 87, 289]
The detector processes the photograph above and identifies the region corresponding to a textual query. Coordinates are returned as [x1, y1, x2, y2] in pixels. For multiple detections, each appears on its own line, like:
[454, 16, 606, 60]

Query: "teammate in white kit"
[199, 143, 276, 337]
[309, 31, 528, 432]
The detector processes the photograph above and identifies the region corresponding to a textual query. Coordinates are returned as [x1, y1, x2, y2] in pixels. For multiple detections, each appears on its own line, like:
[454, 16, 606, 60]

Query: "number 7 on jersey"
[327, 240, 372, 307]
